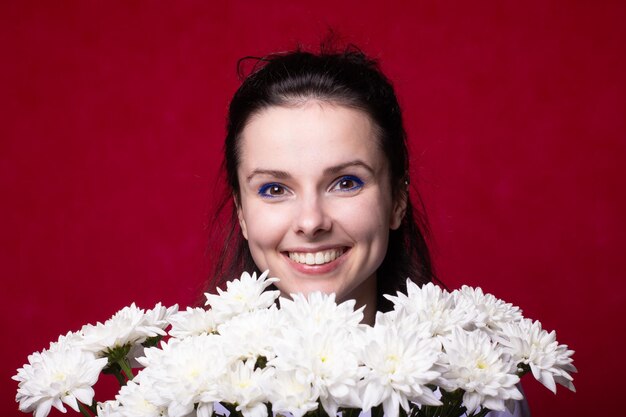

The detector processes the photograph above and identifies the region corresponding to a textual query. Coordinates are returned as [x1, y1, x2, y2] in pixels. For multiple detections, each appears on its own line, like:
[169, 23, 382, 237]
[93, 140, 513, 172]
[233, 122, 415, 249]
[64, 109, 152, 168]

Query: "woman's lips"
[282, 247, 349, 274]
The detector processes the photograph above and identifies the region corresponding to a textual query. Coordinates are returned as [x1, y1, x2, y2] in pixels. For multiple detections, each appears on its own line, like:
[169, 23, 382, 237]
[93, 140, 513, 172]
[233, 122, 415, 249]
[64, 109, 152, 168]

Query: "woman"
[208, 46, 530, 417]
[210, 47, 433, 325]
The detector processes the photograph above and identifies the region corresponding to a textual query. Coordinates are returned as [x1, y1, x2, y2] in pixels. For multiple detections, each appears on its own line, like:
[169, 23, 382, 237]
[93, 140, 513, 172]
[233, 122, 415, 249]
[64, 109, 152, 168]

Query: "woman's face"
[236, 102, 405, 309]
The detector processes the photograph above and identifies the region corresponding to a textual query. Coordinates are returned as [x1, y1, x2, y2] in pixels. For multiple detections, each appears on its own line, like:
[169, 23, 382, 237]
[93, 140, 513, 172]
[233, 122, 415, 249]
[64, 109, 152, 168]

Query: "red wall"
[2, 1, 624, 416]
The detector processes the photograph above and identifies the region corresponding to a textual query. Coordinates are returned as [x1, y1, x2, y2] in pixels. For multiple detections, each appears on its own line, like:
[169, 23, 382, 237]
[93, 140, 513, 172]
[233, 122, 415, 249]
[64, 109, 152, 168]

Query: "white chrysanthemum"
[142, 303, 179, 334]
[454, 286, 523, 333]
[96, 400, 121, 417]
[205, 270, 280, 323]
[271, 293, 363, 416]
[13, 347, 108, 417]
[218, 359, 273, 417]
[279, 291, 364, 331]
[168, 306, 217, 338]
[79, 303, 178, 356]
[271, 327, 361, 416]
[48, 331, 84, 352]
[113, 377, 165, 417]
[498, 318, 576, 393]
[385, 281, 470, 337]
[134, 334, 227, 417]
[266, 369, 320, 417]
[218, 307, 284, 362]
[359, 316, 442, 417]
[440, 328, 522, 413]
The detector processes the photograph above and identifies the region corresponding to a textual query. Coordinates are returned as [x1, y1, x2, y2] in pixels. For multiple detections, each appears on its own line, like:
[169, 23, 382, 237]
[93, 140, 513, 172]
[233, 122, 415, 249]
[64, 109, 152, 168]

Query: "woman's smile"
[286, 247, 346, 266]
[282, 246, 350, 274]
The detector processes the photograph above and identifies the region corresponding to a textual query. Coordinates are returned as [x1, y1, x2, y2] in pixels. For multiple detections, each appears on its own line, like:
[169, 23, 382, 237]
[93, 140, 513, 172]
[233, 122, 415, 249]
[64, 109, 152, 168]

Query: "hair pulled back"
[210, 45, 435, 311]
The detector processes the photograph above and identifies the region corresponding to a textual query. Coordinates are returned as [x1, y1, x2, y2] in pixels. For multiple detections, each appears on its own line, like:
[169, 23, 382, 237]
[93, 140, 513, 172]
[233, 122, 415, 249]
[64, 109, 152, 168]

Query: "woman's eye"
[258, 183, 287, 198]
[332, 175, 364, 192]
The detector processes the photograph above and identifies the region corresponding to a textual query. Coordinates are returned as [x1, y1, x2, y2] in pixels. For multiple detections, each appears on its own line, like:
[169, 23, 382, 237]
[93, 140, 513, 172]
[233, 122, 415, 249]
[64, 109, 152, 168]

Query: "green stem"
[78, 402, 93, 417]
[111, 366, 127, 386]
[423, 405, 438, 417]
[317, 403, 325, 417]
[341, 408, 358, 417]
[117, 358, 135, 380]
[441, 391, 464, 417]
[469, 409, 491, 417]
[372, 405, 384, 417]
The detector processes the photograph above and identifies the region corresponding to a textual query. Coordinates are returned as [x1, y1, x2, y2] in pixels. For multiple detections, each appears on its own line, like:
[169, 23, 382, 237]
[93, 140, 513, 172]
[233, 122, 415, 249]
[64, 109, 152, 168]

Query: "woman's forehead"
[238, 103, 386, 174]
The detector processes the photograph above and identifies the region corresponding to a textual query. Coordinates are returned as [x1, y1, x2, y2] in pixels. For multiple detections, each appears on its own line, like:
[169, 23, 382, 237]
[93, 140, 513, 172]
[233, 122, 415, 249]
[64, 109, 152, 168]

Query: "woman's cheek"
[332, 192, 391, 235]
[246, 201, 290, 245]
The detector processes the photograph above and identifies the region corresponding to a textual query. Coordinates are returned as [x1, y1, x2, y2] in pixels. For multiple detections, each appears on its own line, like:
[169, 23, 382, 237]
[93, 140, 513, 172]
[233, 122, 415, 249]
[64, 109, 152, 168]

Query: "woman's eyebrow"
[246, 169, 291, 182]
[324, 160, 375, 175]
[246, 160, 374, 182]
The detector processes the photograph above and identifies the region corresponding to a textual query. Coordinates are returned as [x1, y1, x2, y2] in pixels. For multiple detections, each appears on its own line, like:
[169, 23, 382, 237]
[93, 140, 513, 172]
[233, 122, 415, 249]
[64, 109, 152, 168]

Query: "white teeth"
[288, 248, 344, 265]
[315, 252, 324, 264]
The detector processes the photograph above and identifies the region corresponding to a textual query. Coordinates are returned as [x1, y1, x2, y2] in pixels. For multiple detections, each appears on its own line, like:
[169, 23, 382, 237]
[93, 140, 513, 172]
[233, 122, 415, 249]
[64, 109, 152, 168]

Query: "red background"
[2, 1, 624, 416]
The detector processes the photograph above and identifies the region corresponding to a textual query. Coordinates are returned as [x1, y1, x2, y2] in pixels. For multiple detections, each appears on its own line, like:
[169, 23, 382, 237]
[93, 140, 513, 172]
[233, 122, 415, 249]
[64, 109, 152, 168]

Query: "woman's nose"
[293, 194, 332, 237]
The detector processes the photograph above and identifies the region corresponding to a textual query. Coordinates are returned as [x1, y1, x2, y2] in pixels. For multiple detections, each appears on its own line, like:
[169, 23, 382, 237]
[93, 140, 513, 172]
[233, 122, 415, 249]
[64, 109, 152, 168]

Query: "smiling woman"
[207, 46, 435, 324]
[236, 103, 402, 325]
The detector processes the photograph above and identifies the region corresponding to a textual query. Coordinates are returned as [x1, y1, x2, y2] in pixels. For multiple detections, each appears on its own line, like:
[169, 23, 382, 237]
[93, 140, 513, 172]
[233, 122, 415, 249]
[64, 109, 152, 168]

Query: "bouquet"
[14, 272, 576, 417]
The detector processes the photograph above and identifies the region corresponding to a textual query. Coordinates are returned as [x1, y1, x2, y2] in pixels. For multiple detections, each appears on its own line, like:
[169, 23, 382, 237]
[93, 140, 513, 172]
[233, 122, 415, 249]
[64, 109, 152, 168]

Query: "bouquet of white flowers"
[14, 272, 576, 417]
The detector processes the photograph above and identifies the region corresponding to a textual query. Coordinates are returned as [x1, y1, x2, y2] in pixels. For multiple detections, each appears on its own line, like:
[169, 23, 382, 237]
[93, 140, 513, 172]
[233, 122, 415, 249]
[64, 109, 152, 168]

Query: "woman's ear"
[390, 189, 407, 230]
[235, 197, 249, 240]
